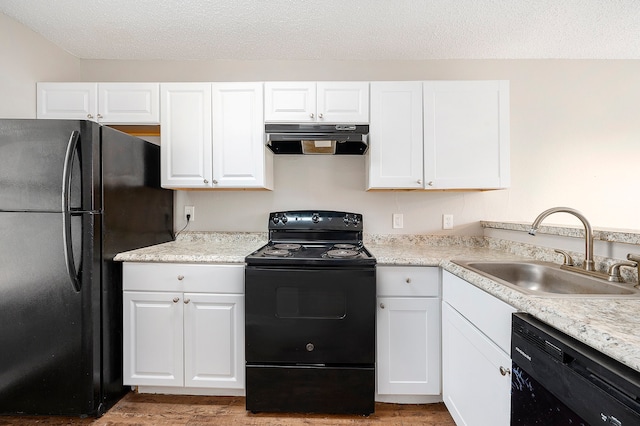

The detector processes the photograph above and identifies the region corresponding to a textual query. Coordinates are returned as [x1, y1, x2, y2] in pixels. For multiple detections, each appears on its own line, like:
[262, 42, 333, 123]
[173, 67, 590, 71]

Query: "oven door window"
[276, 287, 346, 319]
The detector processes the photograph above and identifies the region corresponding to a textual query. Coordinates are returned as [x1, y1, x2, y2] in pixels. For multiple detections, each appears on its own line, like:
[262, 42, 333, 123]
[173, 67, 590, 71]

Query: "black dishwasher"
[511, 313, 640, 425]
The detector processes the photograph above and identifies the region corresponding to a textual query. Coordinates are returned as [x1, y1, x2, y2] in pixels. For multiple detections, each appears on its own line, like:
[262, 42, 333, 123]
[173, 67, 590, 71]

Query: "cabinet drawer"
[377, 266, 439, 297]
[442, 270, 515, 354]
[123, 262, 244, 293]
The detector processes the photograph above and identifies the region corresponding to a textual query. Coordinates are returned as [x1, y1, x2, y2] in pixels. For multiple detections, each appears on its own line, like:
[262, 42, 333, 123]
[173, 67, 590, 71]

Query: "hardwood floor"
[0, 392, 456, 425]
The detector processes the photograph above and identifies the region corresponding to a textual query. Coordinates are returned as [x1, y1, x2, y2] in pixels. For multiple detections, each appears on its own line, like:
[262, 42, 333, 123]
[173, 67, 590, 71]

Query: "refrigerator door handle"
[62, 130, 82, 292]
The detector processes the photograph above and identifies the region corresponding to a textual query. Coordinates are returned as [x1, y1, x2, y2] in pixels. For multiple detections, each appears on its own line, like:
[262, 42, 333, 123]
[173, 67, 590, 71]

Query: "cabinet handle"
[87, 114, 93, 119]
[177, 275, 184, 281]
[405, 278, 412, 284]
[97, 113, 103, 119]
[203, 179, 209, 184]
[309, 113, 314, 118]
[212, 180, 218, 184]
[184, 298, 191, 304]
[499, 366, 511, 376]
[379, 303, 385, 309]
[417, 179, 422, 185]
[427, 181, 434, 186]
[172, 297, 180, 303]
[318, 113, 324, 119]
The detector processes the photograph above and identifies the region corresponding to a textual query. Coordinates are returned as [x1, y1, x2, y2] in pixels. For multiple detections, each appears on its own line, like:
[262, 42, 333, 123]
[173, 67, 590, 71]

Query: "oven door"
[245, 266, 375, 365]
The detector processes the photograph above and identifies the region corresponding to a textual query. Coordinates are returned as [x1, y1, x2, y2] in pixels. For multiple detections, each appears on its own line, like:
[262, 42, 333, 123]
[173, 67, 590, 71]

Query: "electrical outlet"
[184, 206, 195, 222]
[392, 213, 404, 229]
[443, 214, 453, 230]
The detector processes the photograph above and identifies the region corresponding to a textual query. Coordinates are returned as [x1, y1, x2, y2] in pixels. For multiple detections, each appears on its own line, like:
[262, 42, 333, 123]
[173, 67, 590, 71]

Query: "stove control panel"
[268, 210, 363, 231]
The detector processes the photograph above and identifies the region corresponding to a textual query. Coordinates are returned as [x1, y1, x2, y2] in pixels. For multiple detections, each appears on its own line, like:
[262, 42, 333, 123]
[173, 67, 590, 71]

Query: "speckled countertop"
[115, 231, 640, 374]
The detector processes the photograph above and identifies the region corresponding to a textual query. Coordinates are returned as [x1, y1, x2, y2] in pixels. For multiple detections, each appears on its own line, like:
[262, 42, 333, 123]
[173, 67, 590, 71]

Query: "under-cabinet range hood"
[265, 123, 369, 155]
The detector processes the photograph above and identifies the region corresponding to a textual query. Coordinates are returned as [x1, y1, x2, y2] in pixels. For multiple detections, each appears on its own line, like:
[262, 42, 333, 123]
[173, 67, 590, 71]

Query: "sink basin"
[452, 260, 640, 298]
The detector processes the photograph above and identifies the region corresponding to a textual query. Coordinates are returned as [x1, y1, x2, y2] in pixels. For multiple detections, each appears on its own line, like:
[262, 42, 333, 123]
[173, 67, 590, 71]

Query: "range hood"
[265, 123, 369, 155]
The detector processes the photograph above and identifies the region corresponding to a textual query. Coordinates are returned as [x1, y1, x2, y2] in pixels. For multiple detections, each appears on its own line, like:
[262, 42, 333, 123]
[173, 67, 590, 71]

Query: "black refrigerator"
[0, 119, 174, 416]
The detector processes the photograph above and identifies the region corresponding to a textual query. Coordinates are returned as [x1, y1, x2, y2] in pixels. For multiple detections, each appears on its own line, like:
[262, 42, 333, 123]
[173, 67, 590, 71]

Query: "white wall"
[2, 14, 639, 235]
[0, 13, 81, 117]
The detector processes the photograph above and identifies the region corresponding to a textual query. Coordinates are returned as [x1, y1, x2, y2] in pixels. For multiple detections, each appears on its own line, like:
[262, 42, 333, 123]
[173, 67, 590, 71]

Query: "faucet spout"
[529, 207, 595, 272]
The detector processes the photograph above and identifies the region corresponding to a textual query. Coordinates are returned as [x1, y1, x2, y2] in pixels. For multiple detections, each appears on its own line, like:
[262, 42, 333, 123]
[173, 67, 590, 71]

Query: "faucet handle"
[554, 249, 574, 266]
[627, 253, 640, 263]
[607, 260, 638, 283]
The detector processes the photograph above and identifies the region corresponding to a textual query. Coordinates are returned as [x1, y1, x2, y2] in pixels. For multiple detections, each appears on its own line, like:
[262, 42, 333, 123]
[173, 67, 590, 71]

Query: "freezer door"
[0, 119, 98, 212]
[0, 211, 99, 415]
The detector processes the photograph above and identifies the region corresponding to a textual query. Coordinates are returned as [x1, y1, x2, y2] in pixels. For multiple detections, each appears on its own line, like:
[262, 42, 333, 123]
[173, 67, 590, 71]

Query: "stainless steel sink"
[452, 260, 640, 297]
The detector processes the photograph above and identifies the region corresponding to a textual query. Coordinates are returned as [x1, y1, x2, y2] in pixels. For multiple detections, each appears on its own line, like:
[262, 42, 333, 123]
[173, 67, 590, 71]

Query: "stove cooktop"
[246, 241, 376, 267]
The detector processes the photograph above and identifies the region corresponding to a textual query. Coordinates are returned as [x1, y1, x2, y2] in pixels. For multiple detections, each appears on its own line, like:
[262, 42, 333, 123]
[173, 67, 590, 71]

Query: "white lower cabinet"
[376, 266, 441, 402]
[442, 271, 515, 426]
[123, 263, 244, 395]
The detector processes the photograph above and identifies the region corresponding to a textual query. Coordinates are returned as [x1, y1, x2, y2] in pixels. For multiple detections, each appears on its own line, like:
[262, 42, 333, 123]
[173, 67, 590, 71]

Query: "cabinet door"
[368, 82, 424, 189]
[316, 82, 369, 123]
[98, 83, 160, 124]
[377, 297, 440, 395]
[442, 302, 511, 426]
[123, 291, 184, 387]
[423, 81, 510, 189]
[36, 82, 98, 120]
[264, 82, 316, 122]
[183, 293, 245, 389]
[160, 83, 213, 188]
[212, 83, 272, 189]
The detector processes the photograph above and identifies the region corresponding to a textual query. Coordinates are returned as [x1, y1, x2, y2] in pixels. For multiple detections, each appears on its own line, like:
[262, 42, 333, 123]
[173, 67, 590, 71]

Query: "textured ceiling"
[1, 0, 639, 60]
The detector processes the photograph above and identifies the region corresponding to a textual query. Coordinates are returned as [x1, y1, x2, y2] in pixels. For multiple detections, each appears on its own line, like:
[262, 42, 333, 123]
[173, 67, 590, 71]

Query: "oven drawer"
[245, 266, 376, 364]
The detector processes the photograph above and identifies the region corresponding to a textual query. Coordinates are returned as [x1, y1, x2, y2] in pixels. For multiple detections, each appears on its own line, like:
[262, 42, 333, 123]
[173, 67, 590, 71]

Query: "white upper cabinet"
[160, 82, 272, 190]
[37, 82, 160, 124]
[423, 80, 510, 189]
[264, 81, 369, 123]
[367, 80, 510, 190]
[161, 83, 213, 188]
[212, 83, 273, 189]
[367, 82, 424, 189]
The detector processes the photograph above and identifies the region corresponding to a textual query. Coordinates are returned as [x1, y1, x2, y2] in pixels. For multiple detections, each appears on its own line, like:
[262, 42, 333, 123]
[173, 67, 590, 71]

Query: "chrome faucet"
[529, 207, 595, 272]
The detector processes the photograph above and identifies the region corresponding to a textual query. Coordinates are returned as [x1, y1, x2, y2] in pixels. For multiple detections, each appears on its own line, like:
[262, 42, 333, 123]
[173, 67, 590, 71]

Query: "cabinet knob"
[203, 179, 209, 184]
[86, 114, 93, 119]
[309, 113, 314, 118]
[499, 366, 511, 376]
[97, 113, 103, 119]
[172, 297, 180, 303]
[380, 303, 385, 309]
[212, 180, 218, 185]
[417, 179, 422, 185]
[427, 181, 434, 186]
[318, 113, 324, 119]
[184, 298, 191, 304]
[405, 278, 412, 284]
[177, 275, 184, 281]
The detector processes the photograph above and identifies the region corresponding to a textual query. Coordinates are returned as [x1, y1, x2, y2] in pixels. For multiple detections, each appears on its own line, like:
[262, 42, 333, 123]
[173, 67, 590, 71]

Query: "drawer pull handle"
[405, 278, 411, 284]
[177, 275, 184, 281]
[380, 303, 385, 309]
[499, 366, 511, 376]
[172, 297, 180, 303]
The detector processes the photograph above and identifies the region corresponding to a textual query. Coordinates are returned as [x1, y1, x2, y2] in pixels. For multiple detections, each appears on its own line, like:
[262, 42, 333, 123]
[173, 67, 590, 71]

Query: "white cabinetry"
[423, 81, 510, 189]
[160, 82, 272, 189]
[264, 81, 369, 123]
[367, 80, 510, 190]
[37, 82, 160, 123]
[368, 82, 424, 189]
[376, 266, 441, 403]
[441, 270, 515, 426]
[123, 263, 245, 395]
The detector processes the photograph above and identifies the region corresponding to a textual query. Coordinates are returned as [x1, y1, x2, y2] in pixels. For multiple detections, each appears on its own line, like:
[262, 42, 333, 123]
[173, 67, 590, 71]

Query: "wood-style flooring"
[0, 392, 456, 425]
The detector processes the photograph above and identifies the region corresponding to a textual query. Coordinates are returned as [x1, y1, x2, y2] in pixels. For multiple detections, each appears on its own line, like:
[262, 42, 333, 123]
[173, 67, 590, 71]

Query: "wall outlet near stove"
[442, 214, 453, 230]
[184, 205, 195, 222]
[392, 213, 404, 229]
